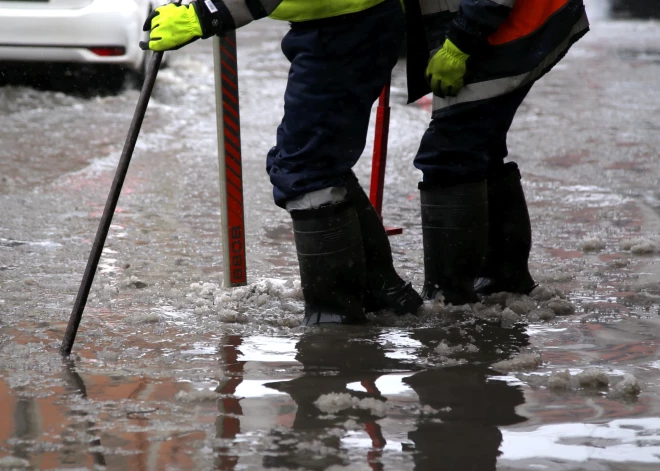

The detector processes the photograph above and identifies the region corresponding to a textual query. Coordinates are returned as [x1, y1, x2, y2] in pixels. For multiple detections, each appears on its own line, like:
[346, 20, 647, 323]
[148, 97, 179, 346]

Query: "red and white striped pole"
[213, 32, 247, 288]
[370, 78, 402, 236]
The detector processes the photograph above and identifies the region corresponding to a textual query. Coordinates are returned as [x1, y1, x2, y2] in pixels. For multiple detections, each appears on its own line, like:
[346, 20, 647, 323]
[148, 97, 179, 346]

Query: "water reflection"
[404, 367, 526, 471]
[60, 359, 108, 468]
[262, 329, 409, 470]
[209, 323, 531, 470]
[500, 418, 660, 465]
[0, 354, 212, 469]
[8, 318, 655, 469]
[214, 335, 244, 470]
[2, 359, 107, 469]
[10, 396, 40, 463]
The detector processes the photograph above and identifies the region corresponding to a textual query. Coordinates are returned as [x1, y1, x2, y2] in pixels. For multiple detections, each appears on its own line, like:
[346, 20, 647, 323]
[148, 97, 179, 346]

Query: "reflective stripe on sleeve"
[222, 0, 283, 28]
[432, 11, 588, 111]
[221, 0, 257, 27]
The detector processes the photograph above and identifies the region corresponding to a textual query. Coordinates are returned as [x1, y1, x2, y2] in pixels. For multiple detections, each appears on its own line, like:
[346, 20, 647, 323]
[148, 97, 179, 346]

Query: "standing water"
[1, 0, 660, 469]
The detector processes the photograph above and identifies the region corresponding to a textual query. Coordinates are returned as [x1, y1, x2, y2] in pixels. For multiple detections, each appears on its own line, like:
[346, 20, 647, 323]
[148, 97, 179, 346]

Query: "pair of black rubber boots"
[420, 162, 537, 305]
[290, 173, 423, 325]
[290, 163, 537, 325]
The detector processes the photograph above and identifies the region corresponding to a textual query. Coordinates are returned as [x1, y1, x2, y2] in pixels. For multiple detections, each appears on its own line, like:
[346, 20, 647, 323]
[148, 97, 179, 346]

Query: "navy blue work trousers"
[266, 0, 406, 208]
[414, 83, 534, 186]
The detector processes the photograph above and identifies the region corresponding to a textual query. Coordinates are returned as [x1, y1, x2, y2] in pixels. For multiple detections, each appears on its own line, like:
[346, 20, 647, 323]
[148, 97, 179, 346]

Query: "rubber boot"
[291, 202, 368, 326]
[420, 180, 488, 305]
[345, 174, 422, 316]
[474, 163, 538, 295]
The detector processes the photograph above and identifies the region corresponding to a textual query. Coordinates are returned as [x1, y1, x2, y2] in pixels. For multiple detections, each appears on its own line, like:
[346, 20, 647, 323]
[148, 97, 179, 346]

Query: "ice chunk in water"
[611, 374, 641, 398]
[492, 353, 543, 372]
[315, 392, 387, 417]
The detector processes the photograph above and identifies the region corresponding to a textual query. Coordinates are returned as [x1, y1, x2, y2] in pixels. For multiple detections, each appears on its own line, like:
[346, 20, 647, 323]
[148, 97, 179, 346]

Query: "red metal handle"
[218, 32, 247, 286]
[369, 82, 391, 217]
[369, 80, 402, 236]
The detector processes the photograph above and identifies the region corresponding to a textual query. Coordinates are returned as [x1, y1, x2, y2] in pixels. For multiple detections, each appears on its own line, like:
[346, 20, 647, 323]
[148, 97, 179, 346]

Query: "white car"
[0, 0, 162, 90]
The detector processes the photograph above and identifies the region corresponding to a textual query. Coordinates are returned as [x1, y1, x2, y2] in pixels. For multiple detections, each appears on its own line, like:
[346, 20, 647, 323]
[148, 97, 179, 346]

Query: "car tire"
[127, 49, 167, 89]
[126, 54, 148, 90]
[92, 65, 127, 94]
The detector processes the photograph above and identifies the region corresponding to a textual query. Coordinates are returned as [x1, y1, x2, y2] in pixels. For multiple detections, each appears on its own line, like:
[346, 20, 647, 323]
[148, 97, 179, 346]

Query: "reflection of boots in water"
[420, 181, 488, 305]
[403, 366, 527, 471]
[264, 373, 385, 470]
[291, 202, 368, 326]
[262, 330, 403, 469]
[411, 320, 530, 363]
[345, 173, 422, 316]
[293, 328, 411, 373]
[475, 162, 538, 295]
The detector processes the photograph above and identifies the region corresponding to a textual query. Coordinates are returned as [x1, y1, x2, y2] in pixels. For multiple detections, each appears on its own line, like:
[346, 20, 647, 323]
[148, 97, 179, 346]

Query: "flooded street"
[1, 1, 660, 469]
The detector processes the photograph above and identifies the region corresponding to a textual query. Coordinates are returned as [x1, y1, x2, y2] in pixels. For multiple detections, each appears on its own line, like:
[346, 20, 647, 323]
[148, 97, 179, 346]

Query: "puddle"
[500, 418, 660, 466]
[0, 363, 209, 470]
[2, 313, 657, 470]
[237, 335, 300, 364]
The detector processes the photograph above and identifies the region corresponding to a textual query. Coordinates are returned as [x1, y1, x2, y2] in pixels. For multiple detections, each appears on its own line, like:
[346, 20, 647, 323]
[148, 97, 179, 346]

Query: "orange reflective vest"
[408, 0, 589, 108]
[489, 0, 577, 45]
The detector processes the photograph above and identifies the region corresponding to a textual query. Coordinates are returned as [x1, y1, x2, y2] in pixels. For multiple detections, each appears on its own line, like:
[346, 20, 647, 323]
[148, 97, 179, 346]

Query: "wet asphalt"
[1, 1, 660, 470]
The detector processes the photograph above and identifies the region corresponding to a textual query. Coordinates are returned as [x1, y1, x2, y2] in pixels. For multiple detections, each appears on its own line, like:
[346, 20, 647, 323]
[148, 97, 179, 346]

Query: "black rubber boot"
[345, 174, 423, 316]
[420, 180, 488, 305]
[291, 202, 368, 326]
[474, 163, 538, 295]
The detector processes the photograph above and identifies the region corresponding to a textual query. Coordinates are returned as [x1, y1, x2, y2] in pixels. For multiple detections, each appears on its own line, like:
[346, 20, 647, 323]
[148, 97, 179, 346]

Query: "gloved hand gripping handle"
[139, 0, 226, 51]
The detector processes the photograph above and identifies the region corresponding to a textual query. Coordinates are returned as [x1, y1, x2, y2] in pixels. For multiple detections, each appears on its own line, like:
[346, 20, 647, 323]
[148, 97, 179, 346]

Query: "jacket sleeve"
[448, 0, 517, 53]
[196, 0, 285, 33]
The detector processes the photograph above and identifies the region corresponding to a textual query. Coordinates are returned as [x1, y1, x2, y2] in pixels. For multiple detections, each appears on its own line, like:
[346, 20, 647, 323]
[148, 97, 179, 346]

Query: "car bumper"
[0, 0, 147, 70]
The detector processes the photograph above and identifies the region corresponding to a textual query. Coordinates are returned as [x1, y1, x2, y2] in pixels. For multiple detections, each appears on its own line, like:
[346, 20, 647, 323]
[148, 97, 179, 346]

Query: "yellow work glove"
[140, 3, 203, 52]
[426, 38, 470, 98]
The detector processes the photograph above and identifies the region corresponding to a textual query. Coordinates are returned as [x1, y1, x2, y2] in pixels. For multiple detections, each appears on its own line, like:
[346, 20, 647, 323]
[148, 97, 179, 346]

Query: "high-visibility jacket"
[270, 0, 386, 22]
[202, 0, 387, 31]
[202, 0, 587, 110]
[408, 0, 589, 108]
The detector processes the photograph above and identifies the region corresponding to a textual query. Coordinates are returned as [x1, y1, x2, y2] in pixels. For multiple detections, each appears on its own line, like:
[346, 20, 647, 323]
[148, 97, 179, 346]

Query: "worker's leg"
[267, 0, 405, 207]
[414, 85, 533, 304]
[474, 160, 538, 295]
[267, 0, 418, 323]
[345, 172, 422, 316]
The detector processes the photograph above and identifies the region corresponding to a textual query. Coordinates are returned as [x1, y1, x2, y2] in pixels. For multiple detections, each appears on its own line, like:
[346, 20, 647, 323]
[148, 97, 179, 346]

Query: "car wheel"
[92, 65, 127, 94]
[127, 49, 167, 89]
[126, 53, 148, 90]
